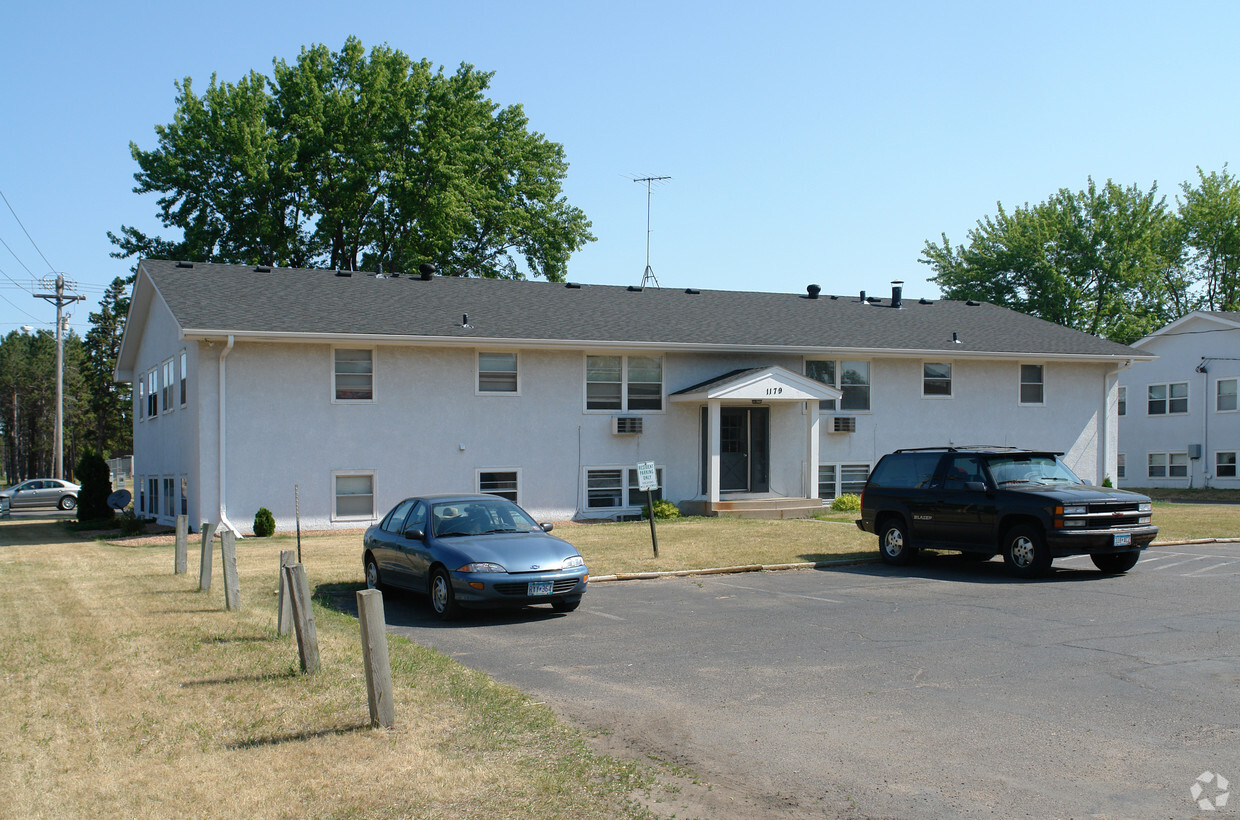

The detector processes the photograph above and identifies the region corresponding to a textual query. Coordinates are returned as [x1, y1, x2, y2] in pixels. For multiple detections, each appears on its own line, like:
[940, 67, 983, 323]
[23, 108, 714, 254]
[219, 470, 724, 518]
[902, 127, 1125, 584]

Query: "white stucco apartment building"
[1117, 310, 1240, 489]
[115, 260, 1151, 534]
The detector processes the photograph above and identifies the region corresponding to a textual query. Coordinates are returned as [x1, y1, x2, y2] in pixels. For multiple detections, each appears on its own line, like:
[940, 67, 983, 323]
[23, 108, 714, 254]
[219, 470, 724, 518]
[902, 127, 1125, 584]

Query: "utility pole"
[633, 175, 670, 288]
[33, 274, 84, 480]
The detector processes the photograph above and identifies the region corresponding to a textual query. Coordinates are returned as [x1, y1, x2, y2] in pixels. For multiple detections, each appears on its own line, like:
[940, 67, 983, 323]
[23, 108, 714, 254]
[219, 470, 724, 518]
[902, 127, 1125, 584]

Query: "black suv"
[856, 447, 1158, 578]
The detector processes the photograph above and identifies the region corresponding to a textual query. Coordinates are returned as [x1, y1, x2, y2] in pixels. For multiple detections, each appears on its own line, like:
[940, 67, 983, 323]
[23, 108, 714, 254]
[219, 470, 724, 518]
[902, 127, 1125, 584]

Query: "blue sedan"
[362, 494, 588, 619]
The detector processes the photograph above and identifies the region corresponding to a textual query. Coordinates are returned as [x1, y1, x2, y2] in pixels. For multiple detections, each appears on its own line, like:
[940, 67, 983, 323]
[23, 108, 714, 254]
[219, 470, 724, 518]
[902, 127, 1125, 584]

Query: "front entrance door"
[719, 407, 770, 492]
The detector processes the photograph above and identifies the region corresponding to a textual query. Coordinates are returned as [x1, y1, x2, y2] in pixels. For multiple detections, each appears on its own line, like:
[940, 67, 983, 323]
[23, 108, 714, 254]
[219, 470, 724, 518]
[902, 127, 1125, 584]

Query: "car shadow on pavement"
[822, 551, 1115, 584]
[314, 581, 574, 628]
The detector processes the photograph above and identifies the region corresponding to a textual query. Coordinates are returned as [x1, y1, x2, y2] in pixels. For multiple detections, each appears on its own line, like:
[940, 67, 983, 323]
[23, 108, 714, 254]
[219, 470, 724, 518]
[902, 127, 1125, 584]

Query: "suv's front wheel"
[877, 518, 916, 565]
[1002, 524, 1052, 578]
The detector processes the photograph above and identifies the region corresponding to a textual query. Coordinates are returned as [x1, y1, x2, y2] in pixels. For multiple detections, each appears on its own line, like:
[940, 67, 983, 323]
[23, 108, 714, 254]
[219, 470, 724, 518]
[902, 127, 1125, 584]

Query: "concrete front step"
[680, 497, 825, 519]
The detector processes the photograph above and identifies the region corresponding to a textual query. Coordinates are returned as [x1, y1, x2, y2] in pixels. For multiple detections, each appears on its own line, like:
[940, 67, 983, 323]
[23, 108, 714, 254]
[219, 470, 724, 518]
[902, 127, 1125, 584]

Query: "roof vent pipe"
[859, 290, 866, 303]
[807, 284, 821, 299]
[891, 280, 903, 309]
[419, 262, 436, 281]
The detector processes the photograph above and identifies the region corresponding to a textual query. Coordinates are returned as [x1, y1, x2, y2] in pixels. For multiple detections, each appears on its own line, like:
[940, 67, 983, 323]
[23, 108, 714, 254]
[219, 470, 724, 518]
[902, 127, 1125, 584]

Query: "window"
[138, 380, 145, 421]
[1020, 364, 1045, 405]
[477, 352, 518, 393]
[380, 498, 419, 535]
[1147, 382, 1188, 415]
[1148, 452, 1188, 479]
[923, 362, 952, 397]
[1217, 452, 1237, 478]
[840, 361, 870, 411]
[148, 370, 159, 416]
[180, 476, 188, 516]
[163, 478, 175, 517]
[179, 351, 188, 406]
[148, 477, 159, 517]
[1117, 453, 1126, 480]
[818, 463, 871, 500]
[1117, 386, 1126, 416]
[138, 477, 145, 513]
[334, 349, 373, 401]
[585, 466, 663, 509]
[1218, 379, 1238, 413]
[805, 360, 836, 411]
[478, 470, 519, 502]
[586, 355, 663, 411]
[162, 360, 174, 413]
[333, 473, 375, 519]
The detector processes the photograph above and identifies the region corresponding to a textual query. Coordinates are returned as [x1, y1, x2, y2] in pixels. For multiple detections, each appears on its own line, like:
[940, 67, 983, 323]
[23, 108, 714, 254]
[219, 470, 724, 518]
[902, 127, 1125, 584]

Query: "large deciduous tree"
[110, 37, 594, 280]
[1176, 165, 1240, 312]
[920, 179, 1185, 344]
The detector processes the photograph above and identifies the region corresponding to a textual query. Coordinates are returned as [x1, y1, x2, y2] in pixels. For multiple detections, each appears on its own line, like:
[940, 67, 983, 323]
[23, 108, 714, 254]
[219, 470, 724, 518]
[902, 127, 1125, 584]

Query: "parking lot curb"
[590, 556, 877, 583]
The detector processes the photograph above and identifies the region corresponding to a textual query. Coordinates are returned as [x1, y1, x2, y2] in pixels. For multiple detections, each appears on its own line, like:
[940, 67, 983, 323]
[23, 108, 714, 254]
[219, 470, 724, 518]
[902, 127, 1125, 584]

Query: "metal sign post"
[636, 461, 659, 558]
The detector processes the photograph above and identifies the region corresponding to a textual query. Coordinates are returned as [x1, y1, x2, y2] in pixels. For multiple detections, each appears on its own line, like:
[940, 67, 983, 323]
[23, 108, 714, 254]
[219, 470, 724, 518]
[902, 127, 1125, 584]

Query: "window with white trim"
[1147, 382, 1188, 415]
[333, 472, 375, 519]
[138, 380, 145, 421]
[1147, 452, 1188, 479]
[163, 477, 175, 517]
[179, 351, 188, 407]
[148, 477, 160, 516]
[585, 466, 663, 509]
[1217, 452, 1237, 478]
[333, 349, 374, 401]
[585, 355, 662, 411]
[138, 477, 145, 513]
[805, 360, 836, 411]
[147, 369, 159, 416]
[162, 360, 174, 413]
[1117, 386, 1126, 416]
[805, 360, 869, 411]
[1117, 453, 1126, 480]
[818, 463, 871, 500]
[1020, 364, 1044, 405]
[478, 352, 518, 393]
[1218, 379, 1238, 413]
[923, 362, 952, 397]
[180, 476, 188, 516]
[478, 470, 519, 502]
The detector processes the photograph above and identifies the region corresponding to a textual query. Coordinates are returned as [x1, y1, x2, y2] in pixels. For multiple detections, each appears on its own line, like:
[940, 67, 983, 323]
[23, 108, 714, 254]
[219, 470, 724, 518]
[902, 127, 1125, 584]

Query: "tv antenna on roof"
[632, 175, 671, 288]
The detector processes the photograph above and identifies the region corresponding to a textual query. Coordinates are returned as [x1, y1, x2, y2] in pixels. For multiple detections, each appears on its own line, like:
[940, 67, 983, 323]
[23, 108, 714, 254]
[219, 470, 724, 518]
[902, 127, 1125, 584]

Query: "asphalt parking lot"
[380, 544, 1240, 819]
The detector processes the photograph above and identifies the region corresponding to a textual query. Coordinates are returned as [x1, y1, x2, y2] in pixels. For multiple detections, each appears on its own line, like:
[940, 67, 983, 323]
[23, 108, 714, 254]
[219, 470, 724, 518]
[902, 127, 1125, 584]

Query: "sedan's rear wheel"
[430, 568, 459, 620]
[1002, 525, 1052, 578]
[364, 557, 383, 590]
[1091, 550, 1140, 574]
[878, 518, 916, 565]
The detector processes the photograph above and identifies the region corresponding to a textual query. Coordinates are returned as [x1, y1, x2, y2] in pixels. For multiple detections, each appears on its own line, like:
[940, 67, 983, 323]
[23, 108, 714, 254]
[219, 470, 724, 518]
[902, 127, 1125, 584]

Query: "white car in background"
[0, 479, 81, 511]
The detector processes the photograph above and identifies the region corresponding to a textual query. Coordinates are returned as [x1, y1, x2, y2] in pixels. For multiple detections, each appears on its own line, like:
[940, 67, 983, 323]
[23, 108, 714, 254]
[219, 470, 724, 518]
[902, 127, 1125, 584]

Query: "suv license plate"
[528, 581, 553, 596]
[1114, 533, 1132, 547]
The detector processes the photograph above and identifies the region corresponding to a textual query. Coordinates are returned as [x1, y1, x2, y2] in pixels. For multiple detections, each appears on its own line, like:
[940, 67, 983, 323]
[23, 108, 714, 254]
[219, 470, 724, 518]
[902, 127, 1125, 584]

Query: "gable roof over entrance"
[670, 366, 841, 402]
[117, 259, 1151, 378]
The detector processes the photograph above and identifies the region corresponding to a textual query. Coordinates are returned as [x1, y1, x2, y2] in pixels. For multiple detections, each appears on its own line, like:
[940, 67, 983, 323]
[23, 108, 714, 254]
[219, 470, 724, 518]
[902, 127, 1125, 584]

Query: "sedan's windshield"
[987, 455, 1083, 486]
[431, 498, 541, 538]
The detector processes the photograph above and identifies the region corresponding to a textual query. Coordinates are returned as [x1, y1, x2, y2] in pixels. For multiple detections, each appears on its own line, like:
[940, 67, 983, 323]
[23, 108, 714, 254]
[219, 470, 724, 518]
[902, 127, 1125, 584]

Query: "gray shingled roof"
[135, 259, 1145, 359]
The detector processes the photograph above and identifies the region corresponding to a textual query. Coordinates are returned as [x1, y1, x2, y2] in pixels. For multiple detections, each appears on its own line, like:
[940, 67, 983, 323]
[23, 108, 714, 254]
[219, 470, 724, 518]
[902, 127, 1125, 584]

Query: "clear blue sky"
[2, 0, 1238, 336]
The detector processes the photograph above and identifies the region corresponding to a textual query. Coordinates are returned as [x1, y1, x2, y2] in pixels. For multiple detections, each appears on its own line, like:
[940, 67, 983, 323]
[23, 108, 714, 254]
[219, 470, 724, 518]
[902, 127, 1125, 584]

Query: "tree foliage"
[1177, 165, 1240, 312]
[83, 276, 133, 457]
[921, 178, 1183, 344]
[110, 37, 594, 280]
[76, 451, 114, 522]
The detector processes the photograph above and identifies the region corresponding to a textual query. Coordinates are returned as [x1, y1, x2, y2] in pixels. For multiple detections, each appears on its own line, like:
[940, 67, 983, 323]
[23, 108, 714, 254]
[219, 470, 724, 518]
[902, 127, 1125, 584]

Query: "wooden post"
[198, 521, 216, 591]
[283, 563, 320, 674]
[277, 549, 296, 636]
[174, 515, 188, 574]
[221, 530, 241, 611]
[356, 589, 395, 728]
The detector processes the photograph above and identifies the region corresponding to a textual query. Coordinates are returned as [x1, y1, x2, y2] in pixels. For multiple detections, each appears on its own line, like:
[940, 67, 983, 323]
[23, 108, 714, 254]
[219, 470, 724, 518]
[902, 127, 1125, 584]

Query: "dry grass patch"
[0, 520, 649, 820]
[1150, 502, 1240, 543]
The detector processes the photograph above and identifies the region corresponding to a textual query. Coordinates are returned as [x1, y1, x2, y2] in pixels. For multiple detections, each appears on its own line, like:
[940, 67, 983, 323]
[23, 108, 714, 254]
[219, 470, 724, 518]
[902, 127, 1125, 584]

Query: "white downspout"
[218, 335, 241, 537]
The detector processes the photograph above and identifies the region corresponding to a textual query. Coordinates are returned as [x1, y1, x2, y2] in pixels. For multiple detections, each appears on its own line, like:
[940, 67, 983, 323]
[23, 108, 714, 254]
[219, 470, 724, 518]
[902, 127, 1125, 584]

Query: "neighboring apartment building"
[115, 260, 1150, 534]
[1117, 310, 1240, 489]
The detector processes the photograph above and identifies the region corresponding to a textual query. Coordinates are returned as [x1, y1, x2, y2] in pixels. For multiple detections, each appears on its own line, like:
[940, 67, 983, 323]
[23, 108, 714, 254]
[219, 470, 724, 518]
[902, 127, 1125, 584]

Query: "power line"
[0, 187, 57, 273]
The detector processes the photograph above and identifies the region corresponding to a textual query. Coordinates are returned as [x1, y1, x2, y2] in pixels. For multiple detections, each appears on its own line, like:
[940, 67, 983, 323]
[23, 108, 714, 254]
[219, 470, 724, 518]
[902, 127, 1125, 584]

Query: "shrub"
[830, 493, 861, 512]
[118, 509, 148, 536]
[253, 507, 276, 537]
[1101, 476, 1113, 488]
[641, 499, 681, 520]
[75, 451, 114, 523]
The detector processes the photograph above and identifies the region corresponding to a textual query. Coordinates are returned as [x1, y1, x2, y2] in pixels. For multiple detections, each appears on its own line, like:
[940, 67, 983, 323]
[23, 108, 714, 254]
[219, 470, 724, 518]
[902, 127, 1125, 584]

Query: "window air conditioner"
[829, 416, 857, 434]
[612, 416, 643, 435]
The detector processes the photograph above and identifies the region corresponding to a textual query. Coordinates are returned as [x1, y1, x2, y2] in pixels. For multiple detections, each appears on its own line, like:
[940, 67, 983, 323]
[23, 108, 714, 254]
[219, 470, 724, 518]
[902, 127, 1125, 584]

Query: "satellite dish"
[107, 490, 132, 511]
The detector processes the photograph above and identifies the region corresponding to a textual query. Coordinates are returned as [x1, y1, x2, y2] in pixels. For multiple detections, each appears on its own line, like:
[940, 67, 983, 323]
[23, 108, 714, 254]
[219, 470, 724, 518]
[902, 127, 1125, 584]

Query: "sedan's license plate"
[528, 580, 553, 596]
[1114, 533, 1132, 547]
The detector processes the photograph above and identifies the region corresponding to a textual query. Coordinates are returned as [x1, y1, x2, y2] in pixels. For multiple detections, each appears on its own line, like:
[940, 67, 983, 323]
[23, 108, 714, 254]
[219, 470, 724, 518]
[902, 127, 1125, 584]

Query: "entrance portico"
[670, 366, 842, 510]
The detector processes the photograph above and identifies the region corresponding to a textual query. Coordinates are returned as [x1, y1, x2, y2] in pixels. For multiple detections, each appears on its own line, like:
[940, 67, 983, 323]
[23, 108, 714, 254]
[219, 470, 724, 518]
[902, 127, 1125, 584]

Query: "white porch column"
[708, 399, 721, 503]
[806, 401, 820, 500]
